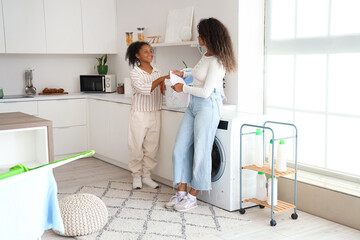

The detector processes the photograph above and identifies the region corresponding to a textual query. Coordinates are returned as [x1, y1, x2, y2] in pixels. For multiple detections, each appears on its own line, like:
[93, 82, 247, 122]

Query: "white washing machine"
[197, 110, 265, 211]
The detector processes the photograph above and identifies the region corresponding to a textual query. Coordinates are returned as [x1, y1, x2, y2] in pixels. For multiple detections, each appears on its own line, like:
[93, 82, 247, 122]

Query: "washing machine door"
[211, 136, 225, 182]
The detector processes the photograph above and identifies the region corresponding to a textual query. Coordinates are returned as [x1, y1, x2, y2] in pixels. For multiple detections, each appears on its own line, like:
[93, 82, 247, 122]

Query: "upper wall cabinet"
[2, 0, 46, 53]
[81, 0, 117, 54]
[44, 0, 83, 54]
[0, 2, 5, 53]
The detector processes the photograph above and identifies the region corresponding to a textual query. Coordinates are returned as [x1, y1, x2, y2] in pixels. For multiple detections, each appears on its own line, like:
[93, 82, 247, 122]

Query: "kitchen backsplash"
[0, 54, 116, 95]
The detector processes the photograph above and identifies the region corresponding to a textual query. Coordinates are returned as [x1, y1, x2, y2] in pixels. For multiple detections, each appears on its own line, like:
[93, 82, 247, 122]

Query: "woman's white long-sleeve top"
[182, 54, 225, 98]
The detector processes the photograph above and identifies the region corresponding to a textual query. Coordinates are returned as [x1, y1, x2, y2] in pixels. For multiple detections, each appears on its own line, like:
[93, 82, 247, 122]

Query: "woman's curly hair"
[197, 18, 237, 73]
[125, 41, 151, 67]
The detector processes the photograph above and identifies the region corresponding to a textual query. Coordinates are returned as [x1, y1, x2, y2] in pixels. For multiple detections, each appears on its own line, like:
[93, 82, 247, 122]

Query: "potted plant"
[95, 54, 108, 75]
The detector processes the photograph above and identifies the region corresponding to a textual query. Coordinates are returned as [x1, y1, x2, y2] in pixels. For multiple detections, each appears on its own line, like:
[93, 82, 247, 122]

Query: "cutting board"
[39, 92, 68, 95]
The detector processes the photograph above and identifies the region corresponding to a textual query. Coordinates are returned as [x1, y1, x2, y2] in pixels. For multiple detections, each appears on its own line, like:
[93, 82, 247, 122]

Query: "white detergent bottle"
[267, 175, 278, 206]
[276, 139, 287, 172]
[256, 172, 267, 201]
[254, 128, 263, 167]
[268, 139, 275, 169]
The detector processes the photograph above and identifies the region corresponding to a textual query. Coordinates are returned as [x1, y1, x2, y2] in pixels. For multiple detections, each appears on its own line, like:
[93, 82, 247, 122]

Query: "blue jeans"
[172, 90, 223, 190]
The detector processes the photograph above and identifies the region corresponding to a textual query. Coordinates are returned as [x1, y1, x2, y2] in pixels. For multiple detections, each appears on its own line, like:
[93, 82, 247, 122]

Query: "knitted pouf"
[54, 193, 108, 236]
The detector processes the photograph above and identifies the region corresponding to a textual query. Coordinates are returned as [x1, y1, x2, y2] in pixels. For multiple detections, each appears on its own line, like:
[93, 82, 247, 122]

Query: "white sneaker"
[142, 177, 159, 189]
[165, 192, 185, 209]
[133, 177, 142, 189]
[174, 195, 198, 212]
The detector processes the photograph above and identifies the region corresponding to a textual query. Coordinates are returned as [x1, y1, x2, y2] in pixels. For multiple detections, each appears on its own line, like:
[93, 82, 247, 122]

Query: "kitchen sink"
[2, 94, 35, 99]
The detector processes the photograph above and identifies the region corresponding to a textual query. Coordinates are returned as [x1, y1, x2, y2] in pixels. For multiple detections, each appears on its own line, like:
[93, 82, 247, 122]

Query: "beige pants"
[128, 110, 161, 178]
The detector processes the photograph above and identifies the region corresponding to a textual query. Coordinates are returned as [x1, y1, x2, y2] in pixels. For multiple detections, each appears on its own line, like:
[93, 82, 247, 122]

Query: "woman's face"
[198, 35, 206, 47]
[136, 44, 153, 64]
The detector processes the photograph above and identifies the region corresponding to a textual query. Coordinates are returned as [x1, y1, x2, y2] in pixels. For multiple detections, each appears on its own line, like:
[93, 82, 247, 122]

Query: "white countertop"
[0, 92, 240, 113]
[0, 92, 190, 112]
[0, 92, 131, 104]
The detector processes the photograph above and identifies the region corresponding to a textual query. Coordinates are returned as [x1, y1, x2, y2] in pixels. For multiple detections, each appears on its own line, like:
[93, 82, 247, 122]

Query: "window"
[265, 0, 360, 180]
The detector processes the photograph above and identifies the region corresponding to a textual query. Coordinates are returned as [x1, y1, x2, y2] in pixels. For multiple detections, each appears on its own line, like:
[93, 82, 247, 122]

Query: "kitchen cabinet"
[0, 3, 5, 53]
[81, 0, 117, 54]
[38, 99, 87, 158]
[107, 101, 131, 163]
[0, 101, 38, 116]
[89, 98, 184, 182]
[153, 110, 184, 182]
[88, 99, 130, 166]
[88, 99, 108, 157]
[2, 0, 46, 53]
[44, 0, 83, 54]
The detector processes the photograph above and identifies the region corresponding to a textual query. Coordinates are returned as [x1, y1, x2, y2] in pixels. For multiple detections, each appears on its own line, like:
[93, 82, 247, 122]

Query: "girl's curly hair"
[197, 18, 237, 73]
[125, 41, 151, 67]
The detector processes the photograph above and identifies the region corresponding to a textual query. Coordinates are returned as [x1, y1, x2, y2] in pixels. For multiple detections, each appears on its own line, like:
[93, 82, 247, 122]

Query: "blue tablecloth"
[0, 166, 64, 240]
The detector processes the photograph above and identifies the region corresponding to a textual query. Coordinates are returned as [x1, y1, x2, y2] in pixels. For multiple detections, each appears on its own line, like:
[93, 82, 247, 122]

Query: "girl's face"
[136, 44, 153, 64]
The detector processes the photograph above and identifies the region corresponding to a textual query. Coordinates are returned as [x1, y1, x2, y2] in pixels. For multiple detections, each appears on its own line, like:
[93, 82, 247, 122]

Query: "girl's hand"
[171, 83, 184, 93]
[171, 70, 184, 78]
[160, 81, 166, 95]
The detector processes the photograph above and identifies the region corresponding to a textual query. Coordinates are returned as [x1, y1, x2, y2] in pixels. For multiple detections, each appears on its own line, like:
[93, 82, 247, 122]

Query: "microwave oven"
[80, 74, 117, 93]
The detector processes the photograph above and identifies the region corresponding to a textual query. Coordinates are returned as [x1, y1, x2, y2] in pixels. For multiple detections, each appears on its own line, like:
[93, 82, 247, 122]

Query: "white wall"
[0, 54, 117, 95]
[115, 0, 239, 104]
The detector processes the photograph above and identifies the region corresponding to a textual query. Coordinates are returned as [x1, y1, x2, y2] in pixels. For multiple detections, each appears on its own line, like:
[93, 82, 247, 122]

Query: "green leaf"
[182, 60, 187, 68]
[103, 54, 108, 65]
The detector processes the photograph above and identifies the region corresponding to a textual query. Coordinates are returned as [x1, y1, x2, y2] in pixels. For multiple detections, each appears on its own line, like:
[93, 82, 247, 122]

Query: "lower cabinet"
[88, 99, 184, 183]
[53, 126, 87, 156]
[88, 99, 130, 166]
[38, 99, 88, 158]
[0, 101, 38, 115]
[153, 110, 184, 182]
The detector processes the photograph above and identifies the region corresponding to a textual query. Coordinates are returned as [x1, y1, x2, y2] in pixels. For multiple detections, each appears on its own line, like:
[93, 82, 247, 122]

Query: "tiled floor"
[42, 157, 360, 240]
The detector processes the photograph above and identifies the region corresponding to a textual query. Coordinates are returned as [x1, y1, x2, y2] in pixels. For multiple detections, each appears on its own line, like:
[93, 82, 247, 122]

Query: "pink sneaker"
[174, 195, 198, 212]
[165, 192, 185, 209]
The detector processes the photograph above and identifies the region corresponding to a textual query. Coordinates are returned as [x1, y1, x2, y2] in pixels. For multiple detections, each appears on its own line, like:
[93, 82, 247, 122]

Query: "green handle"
[0, 164, 30, 180]
[0, 150, 95, 180]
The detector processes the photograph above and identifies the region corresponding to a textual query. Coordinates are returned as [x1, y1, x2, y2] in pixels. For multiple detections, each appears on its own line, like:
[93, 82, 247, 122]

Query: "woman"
[166, 18, 237, 211]
[125, 41, 168, 189]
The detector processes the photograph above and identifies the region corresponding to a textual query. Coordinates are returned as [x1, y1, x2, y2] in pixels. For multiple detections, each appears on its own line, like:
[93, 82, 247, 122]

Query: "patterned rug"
[57, 178, 250, 240]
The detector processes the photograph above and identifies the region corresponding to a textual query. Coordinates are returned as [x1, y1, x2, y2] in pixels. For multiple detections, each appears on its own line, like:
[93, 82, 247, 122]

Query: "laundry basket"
[164, 79, 190, 108]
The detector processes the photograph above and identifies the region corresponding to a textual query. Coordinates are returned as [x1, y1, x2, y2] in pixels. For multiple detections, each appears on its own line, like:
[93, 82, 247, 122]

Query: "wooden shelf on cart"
[242, 164, 296, 177]
[243, 198, 296, 213]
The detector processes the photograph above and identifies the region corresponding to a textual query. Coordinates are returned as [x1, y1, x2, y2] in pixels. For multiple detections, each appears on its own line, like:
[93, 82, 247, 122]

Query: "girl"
[125, 41, 168, 189]
[166, 18, 237, 211]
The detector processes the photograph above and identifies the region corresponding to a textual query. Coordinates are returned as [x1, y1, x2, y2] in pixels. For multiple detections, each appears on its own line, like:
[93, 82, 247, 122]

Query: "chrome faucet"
[25, 69, 36, 96]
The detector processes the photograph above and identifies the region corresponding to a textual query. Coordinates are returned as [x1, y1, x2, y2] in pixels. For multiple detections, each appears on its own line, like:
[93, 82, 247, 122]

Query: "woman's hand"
[171, 83, 184, 93]
[171, 70, 184, 78]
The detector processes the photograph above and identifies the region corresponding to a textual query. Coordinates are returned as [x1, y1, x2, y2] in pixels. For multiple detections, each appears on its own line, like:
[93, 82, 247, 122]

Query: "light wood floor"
[43, 157, 360, 240]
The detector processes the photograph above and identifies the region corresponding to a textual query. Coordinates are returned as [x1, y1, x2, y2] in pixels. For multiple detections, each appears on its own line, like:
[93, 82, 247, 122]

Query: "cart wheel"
[270, 219, 277, 226]
[291, 213, 298, 220]
[259, 205, 265, 209]
[239, 208, 246, 214]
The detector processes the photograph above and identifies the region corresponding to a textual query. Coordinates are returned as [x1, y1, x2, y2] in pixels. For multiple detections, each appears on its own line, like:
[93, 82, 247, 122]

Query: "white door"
[88, 99, 110, 156]
[107, 102, 131, 165]
[2, 0, 46, 53]
[44, 0, 83, 53]
[0, 3, 5, 53]
[153, 110, 184, 181]
[81, 0, 117, 53]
